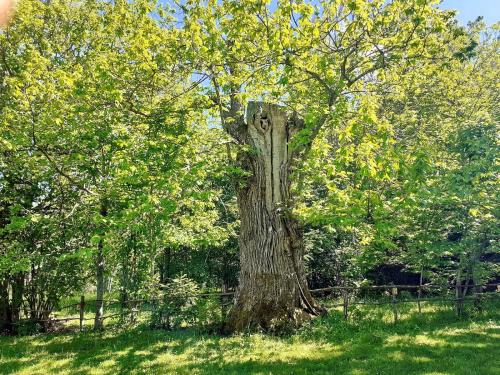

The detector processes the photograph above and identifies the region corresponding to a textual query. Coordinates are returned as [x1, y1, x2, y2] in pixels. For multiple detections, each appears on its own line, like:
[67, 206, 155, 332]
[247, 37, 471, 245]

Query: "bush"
[150, 275, 224, 331]
[195, 295, 223, 328]
[151, 275, 199, 330]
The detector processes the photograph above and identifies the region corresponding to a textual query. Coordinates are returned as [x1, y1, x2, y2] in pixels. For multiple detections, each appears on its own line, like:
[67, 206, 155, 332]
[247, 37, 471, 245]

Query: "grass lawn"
[0, 301, 499, 374]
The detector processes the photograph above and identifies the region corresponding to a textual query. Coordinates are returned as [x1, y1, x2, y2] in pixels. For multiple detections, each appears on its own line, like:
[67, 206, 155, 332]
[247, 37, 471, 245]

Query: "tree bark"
[93, 238, 105, 330]
[93, 202, 108, 330]
[0, 277, 11, 334]
[0, 274, 24, 334]
[226, 102, 324, 332]
[10, 273, 24, 329]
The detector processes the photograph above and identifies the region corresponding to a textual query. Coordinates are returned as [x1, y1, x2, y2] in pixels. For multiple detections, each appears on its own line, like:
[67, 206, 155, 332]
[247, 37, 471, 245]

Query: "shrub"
[150, 275, 227, 331]
[151, 275, 199, 330]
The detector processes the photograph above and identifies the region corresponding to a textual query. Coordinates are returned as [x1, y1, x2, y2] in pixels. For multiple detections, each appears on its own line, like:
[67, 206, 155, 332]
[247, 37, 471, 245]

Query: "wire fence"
[5, 282, 500, 331]
[309, 283, 500, 323]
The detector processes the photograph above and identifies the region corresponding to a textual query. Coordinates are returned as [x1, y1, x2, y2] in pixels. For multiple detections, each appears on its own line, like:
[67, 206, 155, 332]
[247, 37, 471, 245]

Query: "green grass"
[0, 301, 499, 374]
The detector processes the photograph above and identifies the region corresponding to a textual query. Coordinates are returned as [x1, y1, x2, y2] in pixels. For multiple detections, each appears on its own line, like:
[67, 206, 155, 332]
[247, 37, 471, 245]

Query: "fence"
[308, 283, 500, 323]
[6, 283, 500, 331]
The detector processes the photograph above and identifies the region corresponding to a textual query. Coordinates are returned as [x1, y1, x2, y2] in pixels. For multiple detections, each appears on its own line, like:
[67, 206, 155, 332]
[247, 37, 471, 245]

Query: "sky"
[157, 1, 499, 28]
[440, 0, 499, 25]
[1, 0, 498, 30]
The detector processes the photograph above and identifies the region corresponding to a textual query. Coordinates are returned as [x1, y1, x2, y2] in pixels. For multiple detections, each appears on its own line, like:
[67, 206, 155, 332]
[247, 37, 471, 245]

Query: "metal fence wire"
[6, 283, 500, 330]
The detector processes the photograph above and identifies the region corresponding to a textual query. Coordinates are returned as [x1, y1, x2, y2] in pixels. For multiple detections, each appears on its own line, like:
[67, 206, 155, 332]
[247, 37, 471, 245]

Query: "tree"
[385, 20, 499, 289]
[0, 0, 207, 330]
[177, 0, 454, 331]
[297, 18, 498, 289]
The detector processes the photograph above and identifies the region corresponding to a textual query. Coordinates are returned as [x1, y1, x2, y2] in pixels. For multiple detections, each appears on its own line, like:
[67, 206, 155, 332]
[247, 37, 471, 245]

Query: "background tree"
[298, 19, 499, 291]
[1, 0, 227, 330]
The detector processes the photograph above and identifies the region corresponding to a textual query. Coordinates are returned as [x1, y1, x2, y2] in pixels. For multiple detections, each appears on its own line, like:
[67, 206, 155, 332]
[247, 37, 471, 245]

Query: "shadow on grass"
[0, 300, 498, 375]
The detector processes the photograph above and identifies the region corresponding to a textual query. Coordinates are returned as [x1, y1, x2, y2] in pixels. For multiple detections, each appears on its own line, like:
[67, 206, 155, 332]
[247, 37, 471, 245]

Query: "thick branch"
[210, 71, 247, 143]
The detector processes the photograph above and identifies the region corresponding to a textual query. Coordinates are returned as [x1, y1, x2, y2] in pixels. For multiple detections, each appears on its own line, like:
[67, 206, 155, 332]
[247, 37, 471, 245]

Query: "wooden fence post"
[79, 295, 85, 332]
[392, 287, 398, 323]
[343, 290, 349, 320]
[455, 283, 463, 317]
[120, 296, 126, 322]
[151, 297, 157, 322]
[418, 268, 423, 314]
[220, 295, 227, 321]
[131, 304, 137, 324]
[417, 286, 422, 314]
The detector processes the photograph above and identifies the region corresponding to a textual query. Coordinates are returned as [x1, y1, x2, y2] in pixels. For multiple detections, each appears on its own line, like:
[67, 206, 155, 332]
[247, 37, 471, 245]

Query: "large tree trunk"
[226, 102, 324, 332]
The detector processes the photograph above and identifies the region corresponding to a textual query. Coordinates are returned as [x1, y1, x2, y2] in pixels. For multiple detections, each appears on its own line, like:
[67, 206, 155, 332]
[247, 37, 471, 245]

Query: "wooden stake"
[79, 295, 85, 332]
[455, 283, 463, 317]
[418, 267, 423, 314]
[417, 286, 422, 314]
[343, 290, 349, 320]
[392, 288, 398, 323]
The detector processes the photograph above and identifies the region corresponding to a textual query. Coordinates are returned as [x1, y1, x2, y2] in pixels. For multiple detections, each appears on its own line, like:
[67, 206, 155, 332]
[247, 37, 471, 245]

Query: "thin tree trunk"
[28, 263, 37, 321]
[470, 251, 482, 312]
[226, 102, 324, 332]
[94, 239, 105, 330]
[94, 202, 108, 330]
[417, 266, 423, 314]
[11, 273, 24, 331]
[472, 270, 482, 312]
[455, 269, 463, 317]
[0, 277, 11, 334]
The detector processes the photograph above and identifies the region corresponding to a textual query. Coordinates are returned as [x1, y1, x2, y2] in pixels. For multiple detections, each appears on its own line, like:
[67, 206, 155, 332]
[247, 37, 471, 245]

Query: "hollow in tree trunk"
[226, 102, 324, 332]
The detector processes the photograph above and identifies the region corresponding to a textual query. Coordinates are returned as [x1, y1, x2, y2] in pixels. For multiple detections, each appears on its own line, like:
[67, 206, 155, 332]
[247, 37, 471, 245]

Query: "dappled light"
[1, 0, 498, 373]
[1, 302, 499, 374]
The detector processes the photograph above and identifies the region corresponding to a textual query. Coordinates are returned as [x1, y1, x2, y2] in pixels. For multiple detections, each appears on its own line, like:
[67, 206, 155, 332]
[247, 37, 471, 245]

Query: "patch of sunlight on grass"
[350, 369, 369, 375]
[99, 359, 120, 370]
[1, 301, 499, 374]
[412, 356, 432, 363]
[387, 350, 405, 360]
[413, 335, 446, 346]
[384, 334, 445, 347]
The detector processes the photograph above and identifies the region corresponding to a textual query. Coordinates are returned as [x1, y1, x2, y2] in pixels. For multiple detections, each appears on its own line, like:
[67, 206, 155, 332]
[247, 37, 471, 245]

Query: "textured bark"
[93, 239, 105, 330]
[93, 202, 108, 331]
[10, 273, 24, 326]
[0, 274, 24, 334]
[226, 102, 324, 332]
[0, 278, 11, 334]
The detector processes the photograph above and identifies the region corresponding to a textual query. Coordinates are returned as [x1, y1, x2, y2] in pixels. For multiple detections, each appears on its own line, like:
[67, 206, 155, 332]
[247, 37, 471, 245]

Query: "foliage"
[150, 274, 224, 330]
[296, 19, 499, 288]
[151, 275, 199, 330]
[0, 0, 233, 330]
[0, 0, 498, 333]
